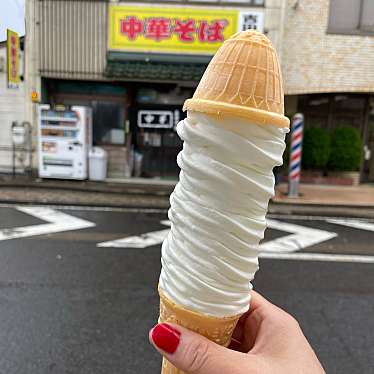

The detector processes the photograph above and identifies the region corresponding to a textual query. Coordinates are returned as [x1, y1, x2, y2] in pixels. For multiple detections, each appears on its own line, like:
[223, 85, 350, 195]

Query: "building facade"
[282, 0, 374, 182]
[24, 0, 374, 181]
[25, 0, 277, 178]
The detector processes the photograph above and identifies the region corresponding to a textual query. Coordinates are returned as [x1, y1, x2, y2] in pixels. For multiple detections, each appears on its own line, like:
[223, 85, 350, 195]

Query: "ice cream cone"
[183, 30, 290, 128]
[158, 288, 241, 374]
[156, 30, 288, 374]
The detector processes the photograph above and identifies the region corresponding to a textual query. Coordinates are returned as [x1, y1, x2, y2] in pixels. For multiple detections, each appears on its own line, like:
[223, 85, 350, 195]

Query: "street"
[0, 204, 373, 374]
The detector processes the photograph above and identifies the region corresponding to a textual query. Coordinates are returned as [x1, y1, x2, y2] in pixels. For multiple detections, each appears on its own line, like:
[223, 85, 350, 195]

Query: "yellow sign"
[109, 5, 240, 55]
[31, 91, 39, 103]
[7, 29, 20, 89]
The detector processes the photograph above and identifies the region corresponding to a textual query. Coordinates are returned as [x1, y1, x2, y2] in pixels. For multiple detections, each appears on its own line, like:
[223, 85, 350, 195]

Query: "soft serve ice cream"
[157, 30, 290, 374]
[159, 112, 287, 317]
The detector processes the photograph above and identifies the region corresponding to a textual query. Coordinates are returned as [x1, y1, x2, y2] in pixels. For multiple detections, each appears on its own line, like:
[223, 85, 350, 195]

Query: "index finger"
[249, 290, 274, 312]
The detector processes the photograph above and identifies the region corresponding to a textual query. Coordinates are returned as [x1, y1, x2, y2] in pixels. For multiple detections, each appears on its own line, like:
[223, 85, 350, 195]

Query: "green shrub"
[302, 127, 330, 170]
[328, 126, 362, 171]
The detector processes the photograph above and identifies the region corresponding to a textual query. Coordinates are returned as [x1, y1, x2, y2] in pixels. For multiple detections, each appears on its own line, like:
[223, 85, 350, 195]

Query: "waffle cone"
[158, 288, 241, 374]
[183, 30, 289, 128]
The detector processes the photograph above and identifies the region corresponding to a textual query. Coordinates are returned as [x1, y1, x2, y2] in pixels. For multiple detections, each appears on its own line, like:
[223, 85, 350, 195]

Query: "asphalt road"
[0, 204, 373, 374]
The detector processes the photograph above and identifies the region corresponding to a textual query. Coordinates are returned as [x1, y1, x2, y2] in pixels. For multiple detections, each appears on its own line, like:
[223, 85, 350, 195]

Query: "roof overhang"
[105, 52, 210, 84]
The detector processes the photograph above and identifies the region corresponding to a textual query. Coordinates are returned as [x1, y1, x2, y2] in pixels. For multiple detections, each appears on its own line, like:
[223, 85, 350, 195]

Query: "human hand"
[149, 291, 325, 373]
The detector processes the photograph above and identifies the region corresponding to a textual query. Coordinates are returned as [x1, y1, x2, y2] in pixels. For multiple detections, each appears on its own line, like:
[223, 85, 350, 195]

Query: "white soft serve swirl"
[159, 112, 288, 317]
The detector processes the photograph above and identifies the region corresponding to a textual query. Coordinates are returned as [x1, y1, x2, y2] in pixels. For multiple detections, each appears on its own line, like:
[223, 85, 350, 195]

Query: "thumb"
[149, 323, 246, 374]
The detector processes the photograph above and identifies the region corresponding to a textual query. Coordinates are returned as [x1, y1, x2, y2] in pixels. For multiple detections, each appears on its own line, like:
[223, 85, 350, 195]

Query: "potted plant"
[301, 127, 330, 182]
[327, 126, 362, 186]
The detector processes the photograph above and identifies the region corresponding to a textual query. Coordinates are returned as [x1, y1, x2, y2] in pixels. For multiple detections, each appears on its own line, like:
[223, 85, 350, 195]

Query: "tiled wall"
[282, 0, 374, 95]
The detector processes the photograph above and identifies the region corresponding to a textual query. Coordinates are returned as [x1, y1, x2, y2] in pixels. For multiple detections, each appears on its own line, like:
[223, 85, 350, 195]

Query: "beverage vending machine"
[38, 105, 92, 179]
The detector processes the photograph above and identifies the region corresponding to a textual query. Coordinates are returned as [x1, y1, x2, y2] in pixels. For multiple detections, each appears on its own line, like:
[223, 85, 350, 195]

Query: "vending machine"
[38, 105, 92, 180]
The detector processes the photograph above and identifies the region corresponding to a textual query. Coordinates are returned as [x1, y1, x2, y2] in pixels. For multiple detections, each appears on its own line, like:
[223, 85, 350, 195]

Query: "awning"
[105, 52, 210, 83]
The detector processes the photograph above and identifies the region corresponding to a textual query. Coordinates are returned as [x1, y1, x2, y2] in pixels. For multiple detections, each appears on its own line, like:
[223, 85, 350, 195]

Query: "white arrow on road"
[97, 220, 170, 248]
[259, 219, 337, 253]
[326, 218, 374, 232]
[0, 206, 95, 241]
[97, 219, 337, 253]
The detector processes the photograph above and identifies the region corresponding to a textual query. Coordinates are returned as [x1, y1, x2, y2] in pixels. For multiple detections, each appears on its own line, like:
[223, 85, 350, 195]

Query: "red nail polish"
[151, 323, 181, 354]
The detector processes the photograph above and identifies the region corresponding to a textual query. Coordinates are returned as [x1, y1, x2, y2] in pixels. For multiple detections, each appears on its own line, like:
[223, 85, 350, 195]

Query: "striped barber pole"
[288, 113, 304, 197]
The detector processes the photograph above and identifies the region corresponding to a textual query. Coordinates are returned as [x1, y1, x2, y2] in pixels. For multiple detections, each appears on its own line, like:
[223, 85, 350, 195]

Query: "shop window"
[298, 94, 329, 129]
[298, 94, 367, 133]
[332, 95, 366, 131]
[92, 101, 125, 145]
[46, 80, 127, 146]
[304, 116, 328, 129]
[328, 0, 374, 35]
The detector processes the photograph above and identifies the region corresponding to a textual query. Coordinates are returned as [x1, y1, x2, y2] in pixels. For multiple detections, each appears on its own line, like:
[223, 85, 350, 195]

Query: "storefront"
[286, 93, 374, 183]
[42, 79, 192, 178]
[34, 0, 265, 179]
[105, 3, 264, 178]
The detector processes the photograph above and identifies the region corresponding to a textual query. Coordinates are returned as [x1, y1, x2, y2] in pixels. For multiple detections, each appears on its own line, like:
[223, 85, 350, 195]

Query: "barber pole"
[288, 113, 304, 197]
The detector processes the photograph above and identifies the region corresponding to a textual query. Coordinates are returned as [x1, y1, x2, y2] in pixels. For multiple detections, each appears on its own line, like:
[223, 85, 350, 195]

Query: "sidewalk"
[274, 183, 374, 207]
[269, 183, 374, 218]
[1, 175, 373, 217]
[0, 175, 173, 209]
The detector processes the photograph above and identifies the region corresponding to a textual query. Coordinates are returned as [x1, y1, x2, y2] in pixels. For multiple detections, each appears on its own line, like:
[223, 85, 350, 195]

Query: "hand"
[149, 291, 325, 373]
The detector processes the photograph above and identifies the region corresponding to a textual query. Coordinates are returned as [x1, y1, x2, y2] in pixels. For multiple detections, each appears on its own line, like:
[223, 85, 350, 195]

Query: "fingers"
[230, 291, 269, 343]
[249, 290, 274, 311]
[234, 290, 276, 353]
[149, 323, 246, 374]
[241, 291, 304, 355]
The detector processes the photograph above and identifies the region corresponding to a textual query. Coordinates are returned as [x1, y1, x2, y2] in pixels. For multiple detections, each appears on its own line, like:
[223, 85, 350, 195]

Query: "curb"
[268, 203, 374, 219]
[1, 179, 374, 218]
[0, 181, 173, 196]
[0, 199, 170, 210]
[1, 198, 373, 218]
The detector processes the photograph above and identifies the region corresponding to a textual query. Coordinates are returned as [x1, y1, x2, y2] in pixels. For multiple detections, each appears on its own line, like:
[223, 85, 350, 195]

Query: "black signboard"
[129, 105, 185, 131]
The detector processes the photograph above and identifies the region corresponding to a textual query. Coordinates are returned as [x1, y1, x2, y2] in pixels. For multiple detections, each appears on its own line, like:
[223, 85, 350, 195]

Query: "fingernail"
[151, 323, 181, 354]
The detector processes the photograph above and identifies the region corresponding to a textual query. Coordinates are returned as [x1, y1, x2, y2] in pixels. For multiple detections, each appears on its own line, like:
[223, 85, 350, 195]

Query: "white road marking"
[0, 206, 95, 241]
[260, 252, 374, 264]
[326, 218, 374, 232]
[98, 219, 337, 253]
[259, 219, 337, 253]
[97, 220, 171, 248]
[98, 229, 169, 248]
[1, 206, 372, 264]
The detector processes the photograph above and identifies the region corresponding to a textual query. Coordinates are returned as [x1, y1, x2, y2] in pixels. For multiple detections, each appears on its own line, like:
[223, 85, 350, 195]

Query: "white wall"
[0, 43, 27, 172]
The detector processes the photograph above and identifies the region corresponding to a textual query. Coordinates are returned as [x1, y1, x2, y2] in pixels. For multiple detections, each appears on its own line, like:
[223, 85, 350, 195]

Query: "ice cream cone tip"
[183, 30, 290, 128]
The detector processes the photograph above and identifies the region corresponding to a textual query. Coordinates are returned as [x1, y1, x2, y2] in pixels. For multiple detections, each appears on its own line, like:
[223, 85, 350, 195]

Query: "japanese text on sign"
[120, 16, 227, 43]
[7, 29, 20, 89]
[109, 5, 243, 55]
